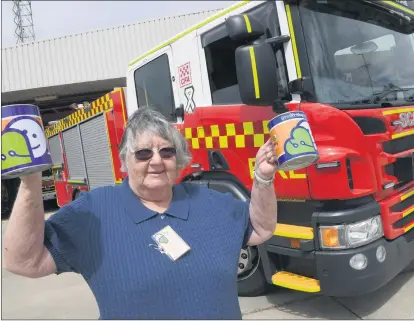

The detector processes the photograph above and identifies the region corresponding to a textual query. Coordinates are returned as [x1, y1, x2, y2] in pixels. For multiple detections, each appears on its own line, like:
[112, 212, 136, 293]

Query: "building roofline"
[1, 8, 224, 50]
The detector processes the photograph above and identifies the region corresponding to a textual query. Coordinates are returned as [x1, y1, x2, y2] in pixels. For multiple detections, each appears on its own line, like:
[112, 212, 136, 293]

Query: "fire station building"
[1, 9, 220, 125]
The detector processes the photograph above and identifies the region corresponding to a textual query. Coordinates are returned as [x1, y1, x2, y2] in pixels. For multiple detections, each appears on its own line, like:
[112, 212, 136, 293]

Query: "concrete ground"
[2, 204, 414, 320]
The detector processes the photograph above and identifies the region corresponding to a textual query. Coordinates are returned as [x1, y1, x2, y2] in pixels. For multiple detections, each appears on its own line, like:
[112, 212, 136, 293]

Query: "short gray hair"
[119, 108, 192, 172]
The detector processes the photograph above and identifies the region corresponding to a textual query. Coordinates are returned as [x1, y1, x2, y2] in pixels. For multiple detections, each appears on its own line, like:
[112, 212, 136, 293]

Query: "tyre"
[237, 246, 270, 297]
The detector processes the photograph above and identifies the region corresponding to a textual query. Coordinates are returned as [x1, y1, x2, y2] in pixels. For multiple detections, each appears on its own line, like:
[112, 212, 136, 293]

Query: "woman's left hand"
[254, 138, 279, 179]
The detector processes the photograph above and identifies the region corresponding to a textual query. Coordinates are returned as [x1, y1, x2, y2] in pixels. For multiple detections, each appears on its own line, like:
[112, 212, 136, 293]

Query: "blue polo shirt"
[44, 178, 253, 319]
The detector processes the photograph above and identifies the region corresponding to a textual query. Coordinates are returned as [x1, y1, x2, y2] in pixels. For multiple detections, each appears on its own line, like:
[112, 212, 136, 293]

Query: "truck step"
[274, 223, 314, 240]
[272, 271, 321, 293]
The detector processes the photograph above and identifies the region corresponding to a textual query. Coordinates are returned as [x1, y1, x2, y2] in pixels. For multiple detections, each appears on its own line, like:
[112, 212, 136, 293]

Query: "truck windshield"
[298, 1, 414, 108]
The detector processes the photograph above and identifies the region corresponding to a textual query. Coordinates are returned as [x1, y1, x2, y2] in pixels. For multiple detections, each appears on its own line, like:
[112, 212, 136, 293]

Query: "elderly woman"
[3, 108, 278, 320]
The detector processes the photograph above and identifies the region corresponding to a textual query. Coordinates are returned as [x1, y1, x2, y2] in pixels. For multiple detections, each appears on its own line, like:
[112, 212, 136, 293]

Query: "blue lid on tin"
[2, 104, 40, 118]
[267, 111, 306, 130]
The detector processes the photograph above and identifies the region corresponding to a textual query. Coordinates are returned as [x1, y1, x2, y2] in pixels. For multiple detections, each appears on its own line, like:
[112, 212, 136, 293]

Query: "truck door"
[133, 46, 182, 123]
[196, 1, 311, 199]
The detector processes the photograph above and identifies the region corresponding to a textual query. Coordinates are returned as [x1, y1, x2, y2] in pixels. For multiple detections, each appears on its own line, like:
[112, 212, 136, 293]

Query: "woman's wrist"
[20, 172, 42, 184]
[254, 166, 276, 181]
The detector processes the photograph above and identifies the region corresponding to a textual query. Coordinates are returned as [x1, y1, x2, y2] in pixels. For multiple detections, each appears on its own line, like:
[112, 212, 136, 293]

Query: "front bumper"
[264, 196, 414, 297]
[266, 229, 414, 297]
[315, 229, 414, 296]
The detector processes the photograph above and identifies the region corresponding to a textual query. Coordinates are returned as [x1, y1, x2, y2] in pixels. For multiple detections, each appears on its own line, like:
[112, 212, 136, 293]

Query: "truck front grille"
[383, 135, 414, 155]
[277, 200, 322, 227]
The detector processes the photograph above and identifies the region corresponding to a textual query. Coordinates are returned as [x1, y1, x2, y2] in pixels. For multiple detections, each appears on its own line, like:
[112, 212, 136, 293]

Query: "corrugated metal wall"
[1, 9, 221, 93]
[80, 114, 114, 189]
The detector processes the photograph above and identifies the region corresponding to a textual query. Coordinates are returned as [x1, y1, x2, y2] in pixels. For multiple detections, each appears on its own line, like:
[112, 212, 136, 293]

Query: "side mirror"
[235, 42, 279, 106]
[225, 14, 265, 42]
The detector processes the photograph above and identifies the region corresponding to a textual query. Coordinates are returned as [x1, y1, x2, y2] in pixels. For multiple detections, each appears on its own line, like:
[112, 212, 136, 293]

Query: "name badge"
[152, 225, 191, 261]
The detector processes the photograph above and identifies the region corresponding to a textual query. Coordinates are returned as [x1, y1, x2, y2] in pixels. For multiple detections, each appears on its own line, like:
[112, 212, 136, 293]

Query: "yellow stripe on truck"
[249, 47, 260, 99]
[403, 207, 414, 218]
[382, 107, 414, 115]
[381, 0, 414, 15]
[404, 222, 414, 233]
[243, 14, 252, 33]
[68, 180, 85, 184]
[401, 189, 414, 201]
[285, 4, 302, 79]
[392, 129, 414, 140]
[272, 271, 321, 293]
[274, 223, 314, 240]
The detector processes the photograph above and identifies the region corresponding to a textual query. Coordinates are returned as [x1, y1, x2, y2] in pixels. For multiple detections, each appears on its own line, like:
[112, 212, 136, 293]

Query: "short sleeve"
[232, 197, 254, 248]
[44, 192, 91, 275]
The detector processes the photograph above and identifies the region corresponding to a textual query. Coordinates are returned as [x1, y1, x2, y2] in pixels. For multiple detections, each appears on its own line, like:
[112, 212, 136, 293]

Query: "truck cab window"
[299, 0, 414, 106]
[205, 37, 242, 105]
[134, 54, 175, 121]
[203, 1, 289, 105]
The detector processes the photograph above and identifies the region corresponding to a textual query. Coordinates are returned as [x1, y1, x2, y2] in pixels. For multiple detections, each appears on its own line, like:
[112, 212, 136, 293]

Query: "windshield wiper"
[346, 87, 414, 106]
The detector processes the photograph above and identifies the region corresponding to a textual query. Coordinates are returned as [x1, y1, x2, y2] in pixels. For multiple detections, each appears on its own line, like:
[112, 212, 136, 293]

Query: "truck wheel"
[237, 246, 269, 297]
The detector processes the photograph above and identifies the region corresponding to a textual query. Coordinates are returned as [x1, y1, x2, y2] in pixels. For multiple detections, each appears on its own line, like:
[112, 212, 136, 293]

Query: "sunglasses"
[134, 147, 177, 161]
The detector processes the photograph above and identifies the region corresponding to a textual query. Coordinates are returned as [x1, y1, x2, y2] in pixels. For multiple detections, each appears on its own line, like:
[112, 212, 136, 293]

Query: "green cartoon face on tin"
[8, 117, 48, 158]
[1, 115, 48, 172]
[285, 121, 317, 156]
[1, 130, 33, 171]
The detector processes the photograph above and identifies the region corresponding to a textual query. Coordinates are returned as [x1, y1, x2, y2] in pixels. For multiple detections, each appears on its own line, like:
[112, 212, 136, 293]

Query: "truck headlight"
[319, 216, 383, 249]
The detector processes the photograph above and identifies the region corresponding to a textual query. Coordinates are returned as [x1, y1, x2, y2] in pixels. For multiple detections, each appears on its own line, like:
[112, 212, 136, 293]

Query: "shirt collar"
[118, 177, 190, 224]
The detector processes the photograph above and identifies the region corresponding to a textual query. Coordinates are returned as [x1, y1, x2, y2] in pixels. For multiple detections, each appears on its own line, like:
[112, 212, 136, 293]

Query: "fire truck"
[44, 89, 127, 206]
[45, 0, 414, 297]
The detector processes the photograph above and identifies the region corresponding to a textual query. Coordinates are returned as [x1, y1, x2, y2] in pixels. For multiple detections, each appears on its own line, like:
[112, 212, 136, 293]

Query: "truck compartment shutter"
[62, 126, 86, 181]
[48, 135, 63, 166]
[79, 114, 114, 190]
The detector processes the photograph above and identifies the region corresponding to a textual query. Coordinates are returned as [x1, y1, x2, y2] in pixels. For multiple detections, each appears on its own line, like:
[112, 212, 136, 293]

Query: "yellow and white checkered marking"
[45, 124, 60, 137]
[46, 93, 114, 138]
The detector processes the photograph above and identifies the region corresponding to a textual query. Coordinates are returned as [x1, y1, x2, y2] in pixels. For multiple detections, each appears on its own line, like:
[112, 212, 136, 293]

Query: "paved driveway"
[240, 265, 414, 319]
[2, 216, 413, 319]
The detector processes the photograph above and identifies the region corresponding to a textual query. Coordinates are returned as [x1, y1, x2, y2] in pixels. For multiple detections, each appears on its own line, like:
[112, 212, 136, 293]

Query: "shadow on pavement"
[335, 261, 414, 319]
[265, 296, 358, 320]
[245, 260, 414, 320]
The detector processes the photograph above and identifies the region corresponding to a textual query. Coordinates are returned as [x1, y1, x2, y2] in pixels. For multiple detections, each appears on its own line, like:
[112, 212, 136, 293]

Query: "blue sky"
[1, 1, 236, 48]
